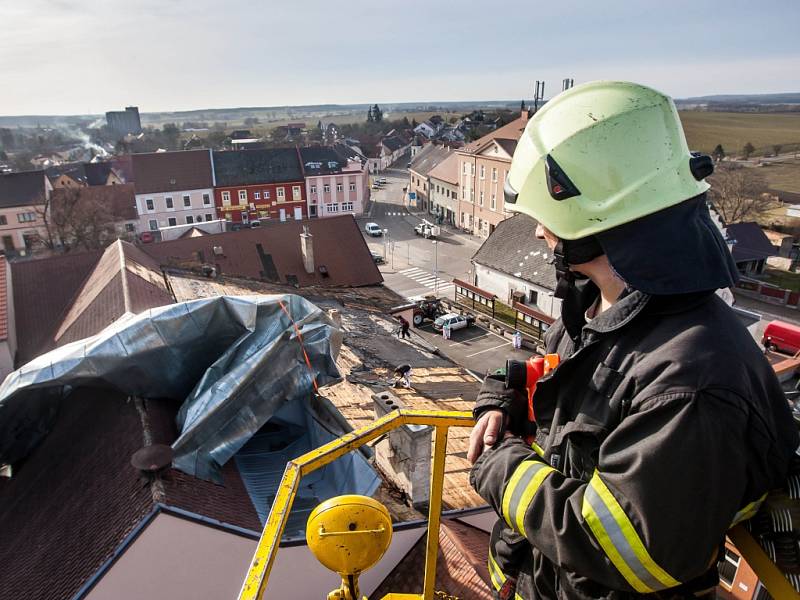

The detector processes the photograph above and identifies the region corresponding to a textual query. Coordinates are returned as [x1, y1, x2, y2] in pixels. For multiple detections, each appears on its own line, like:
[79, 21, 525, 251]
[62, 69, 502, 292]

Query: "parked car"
[433, 313, 475, 332]
[377, 177, 387, 184]
[371, 183, 382, 190]
[365, 222, 383, 237]
[250, 220, 261, 228]
[414, 222, 441, 239]
[762, 320, 800, 355]
[370, 251, 385, 264]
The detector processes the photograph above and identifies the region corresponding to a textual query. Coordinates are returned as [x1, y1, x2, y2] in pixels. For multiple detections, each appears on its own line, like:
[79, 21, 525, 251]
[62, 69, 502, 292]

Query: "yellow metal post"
[238, 409, 474, 600]
[728, 525, 800, 599]
[422, 425, 449, 600]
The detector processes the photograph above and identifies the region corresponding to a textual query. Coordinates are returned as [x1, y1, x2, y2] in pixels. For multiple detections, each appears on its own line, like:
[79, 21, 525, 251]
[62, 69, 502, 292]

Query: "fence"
[452, 279, 496, 319]
[735, 277, 800, 308]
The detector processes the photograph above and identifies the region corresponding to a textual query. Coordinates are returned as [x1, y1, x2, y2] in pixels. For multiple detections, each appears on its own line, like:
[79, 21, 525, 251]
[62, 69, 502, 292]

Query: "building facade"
[132, 149, 216, 233]
[105, 106, 142, 137]
[427, 153, 459, 226]
[213, 148, 307, 224]
[408, 145, 453, 213]
[0, 170, 52, 253]
[300, 147, 369, 218]
[456, 115, 527, 238]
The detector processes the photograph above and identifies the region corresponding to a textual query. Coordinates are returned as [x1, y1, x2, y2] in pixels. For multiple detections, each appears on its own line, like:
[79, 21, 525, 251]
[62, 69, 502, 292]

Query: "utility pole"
[533, 81, 545, 114]
[432, 240, 439, 295]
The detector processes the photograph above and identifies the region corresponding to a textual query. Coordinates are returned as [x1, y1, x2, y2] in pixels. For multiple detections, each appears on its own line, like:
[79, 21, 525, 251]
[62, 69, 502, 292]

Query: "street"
[358, 165, 482, 301]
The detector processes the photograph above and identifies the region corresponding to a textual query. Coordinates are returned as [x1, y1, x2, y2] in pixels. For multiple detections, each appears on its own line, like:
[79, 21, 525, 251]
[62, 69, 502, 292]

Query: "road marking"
[447, 332, 490, 346]
[466, 342, 511, 358]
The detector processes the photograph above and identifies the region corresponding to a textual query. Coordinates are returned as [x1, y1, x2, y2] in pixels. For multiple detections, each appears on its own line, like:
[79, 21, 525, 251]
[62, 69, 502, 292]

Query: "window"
[479, 191, 484, 206]
[149, 219, 158, 231]
[471, 164, 475, 175]
[718, 549, 740, 588]
[326, 203, 339, 213]
[203, 193, 211, 205]
[480, 165, 485, 179]
[0, 215, 6, 225]
[264, 189, 270, 199]
[238, 190, 247, 204]
[310, 185, 317, 194]
[125, 223, 134, 232]
[206, 213, 213, 221]
[491, 193, 496, 210]
[165, 196, 174, 209]
[277, 187, 285, 200]
[254, 191, 261, 200]
[221, 191, 231, 206]
[186, 216, 194, 224]
[461, 189, 465, 200]
[492, 168, 497, 182]
[528, 290, 538, 305]
[349, 183, 356, 192]
[462, 162, 467, 174]
[183, 195, 191, 207]
[342, 201, 353, 211]
[168, 217, 177, 227]
[292, 186, 302, 200]
[323, 184, 330, 193]
[336, 183, 343, 192]
[146, 198, 154, 211]
[17, 212, 36, 223]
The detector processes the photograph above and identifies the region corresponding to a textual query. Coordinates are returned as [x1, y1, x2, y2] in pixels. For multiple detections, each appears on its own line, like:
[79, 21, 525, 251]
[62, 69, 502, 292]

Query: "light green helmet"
[504, 81, 712, 240]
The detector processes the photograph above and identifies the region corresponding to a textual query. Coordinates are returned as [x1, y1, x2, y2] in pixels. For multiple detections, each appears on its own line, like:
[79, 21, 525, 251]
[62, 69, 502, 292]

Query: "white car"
[433, 313, 475, 331]
[365, 222, 383, 237]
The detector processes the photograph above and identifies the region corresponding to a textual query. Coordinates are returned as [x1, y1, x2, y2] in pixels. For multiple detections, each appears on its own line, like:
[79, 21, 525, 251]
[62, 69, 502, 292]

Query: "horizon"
[1, 0, 799, 116]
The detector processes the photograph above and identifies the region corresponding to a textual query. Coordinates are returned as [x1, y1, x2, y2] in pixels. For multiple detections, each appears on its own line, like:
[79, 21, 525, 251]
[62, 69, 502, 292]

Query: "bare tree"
[707, 164, 776, 225]
[38, 188, 117, 252]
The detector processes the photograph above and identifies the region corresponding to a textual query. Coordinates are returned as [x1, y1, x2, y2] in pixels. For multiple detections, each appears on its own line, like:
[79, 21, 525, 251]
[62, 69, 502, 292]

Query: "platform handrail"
[237, 408, 475, 600]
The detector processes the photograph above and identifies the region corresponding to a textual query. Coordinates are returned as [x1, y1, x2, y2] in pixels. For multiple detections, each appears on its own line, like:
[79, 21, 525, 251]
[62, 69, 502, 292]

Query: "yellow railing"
[236, 408, 800, 600]
[237, 409, 475, 600]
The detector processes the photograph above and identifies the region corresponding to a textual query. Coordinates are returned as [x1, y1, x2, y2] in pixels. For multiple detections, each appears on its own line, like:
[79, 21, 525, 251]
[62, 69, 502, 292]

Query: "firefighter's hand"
[468, 410, 512, 464]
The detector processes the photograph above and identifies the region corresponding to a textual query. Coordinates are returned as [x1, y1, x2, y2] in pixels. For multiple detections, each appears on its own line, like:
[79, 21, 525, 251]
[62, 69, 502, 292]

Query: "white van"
[365, 223, 383, 237]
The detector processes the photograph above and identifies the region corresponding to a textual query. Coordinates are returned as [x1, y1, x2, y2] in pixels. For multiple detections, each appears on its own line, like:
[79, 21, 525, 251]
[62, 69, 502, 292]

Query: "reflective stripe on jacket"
[470, 290, 798, 599]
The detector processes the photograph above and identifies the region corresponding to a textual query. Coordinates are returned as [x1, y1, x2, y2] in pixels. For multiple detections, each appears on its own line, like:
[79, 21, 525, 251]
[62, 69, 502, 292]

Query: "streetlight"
[383, 228, 389, 261]
[432, 240, 439, 295]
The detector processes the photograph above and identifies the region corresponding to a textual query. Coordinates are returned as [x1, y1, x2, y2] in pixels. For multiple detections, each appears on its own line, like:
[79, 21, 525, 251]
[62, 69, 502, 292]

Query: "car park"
[433, 313, 475, 332]
[365, 222, 383, 237]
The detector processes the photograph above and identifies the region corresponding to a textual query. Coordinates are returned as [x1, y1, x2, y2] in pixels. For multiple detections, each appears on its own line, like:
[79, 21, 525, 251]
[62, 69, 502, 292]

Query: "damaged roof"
[50, 183, 138, 222]
[0, 170, 48, 208]
[212, 148, 304, 186]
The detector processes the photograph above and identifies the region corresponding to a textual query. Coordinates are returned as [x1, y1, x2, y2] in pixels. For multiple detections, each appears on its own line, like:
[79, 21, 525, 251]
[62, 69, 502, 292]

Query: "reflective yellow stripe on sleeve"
[531, 441, 545, 458]
[501, 460, 556, 537]
[582, 472, 681, 594]
[488, 551, 524, 600]
[730, 493, 767, 528]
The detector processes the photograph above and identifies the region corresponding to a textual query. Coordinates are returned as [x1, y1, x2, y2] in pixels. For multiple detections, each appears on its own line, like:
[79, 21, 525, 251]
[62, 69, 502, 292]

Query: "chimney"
[300, 225, 314, 274]
[372, 391, 432, 508]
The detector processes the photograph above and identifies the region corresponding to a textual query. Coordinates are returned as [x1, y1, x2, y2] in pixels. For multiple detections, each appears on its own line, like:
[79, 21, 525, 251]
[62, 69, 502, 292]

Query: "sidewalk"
[734, 292, 800, 324]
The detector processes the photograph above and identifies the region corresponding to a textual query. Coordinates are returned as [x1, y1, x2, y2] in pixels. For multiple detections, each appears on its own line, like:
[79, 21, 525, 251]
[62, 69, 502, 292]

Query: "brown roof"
[54, 240, 174, 346]
[369, 518, 492, 599]
[143, 215, 383, 288]
[459, 116, 527, 154]
[50, 183, 138, 222]
[427, 152, 459, 185]
[11, 250, 103, 365]
[131, 149, 213, 194]
[0, 390, 260, 600]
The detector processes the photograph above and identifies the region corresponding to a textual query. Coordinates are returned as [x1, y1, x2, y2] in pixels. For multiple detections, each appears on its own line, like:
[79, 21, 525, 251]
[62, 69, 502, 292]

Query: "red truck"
[762, 320, 800, 355]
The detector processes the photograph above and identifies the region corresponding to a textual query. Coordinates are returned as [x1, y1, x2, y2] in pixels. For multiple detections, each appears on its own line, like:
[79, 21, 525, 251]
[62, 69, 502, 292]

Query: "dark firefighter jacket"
[470, 289, 798, 599]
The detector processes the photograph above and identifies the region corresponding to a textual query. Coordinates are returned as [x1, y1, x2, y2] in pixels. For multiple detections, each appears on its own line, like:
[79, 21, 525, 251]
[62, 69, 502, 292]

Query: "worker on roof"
[468, 81, 799, 600]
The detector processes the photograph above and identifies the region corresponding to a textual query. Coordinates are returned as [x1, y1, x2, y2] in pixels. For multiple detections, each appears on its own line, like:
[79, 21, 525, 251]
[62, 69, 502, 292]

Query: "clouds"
[0, 0, 798, 115]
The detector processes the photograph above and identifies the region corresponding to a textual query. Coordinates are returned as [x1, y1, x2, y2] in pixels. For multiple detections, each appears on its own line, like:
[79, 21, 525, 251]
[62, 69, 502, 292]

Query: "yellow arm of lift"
[236, 408, 800, 600]
[238, 409, 475, 600]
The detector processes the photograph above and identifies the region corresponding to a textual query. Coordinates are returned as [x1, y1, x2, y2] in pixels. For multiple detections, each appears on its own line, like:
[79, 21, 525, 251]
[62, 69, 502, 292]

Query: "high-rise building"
[105, 106, 142, 137]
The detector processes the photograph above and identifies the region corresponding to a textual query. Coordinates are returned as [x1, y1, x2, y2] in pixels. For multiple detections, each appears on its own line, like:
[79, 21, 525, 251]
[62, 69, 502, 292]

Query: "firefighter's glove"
[470, 436, 540, 516]
[474, 374, 528, 432]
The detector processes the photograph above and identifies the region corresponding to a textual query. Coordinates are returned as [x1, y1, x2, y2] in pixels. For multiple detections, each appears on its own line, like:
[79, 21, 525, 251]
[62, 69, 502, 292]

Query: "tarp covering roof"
[0, 294, 343, 482]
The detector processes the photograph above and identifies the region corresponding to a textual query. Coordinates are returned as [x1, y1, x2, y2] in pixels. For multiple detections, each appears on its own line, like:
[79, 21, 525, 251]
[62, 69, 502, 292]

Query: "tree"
[38, 188, 117, 252]
[773, 144, 783, 157]
[411, 118, 418, 128]
[708, 164, 775, 224]
[742, 142, 756, 159]
[373, 104, 383, 123]
[317, 120, 323, 130]
[366, 106, 374, 123]
[162, 123, 180, 150]
[712, 144, 725, 161]
[243, 117, 260, 126]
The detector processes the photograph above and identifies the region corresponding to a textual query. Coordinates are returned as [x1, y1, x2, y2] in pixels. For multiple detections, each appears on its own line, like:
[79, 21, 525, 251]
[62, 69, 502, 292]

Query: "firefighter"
[468, 81, 799, 599]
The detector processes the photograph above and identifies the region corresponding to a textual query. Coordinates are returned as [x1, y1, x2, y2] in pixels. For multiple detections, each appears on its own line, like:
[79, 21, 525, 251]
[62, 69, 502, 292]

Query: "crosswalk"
[399, 267, 455, 300]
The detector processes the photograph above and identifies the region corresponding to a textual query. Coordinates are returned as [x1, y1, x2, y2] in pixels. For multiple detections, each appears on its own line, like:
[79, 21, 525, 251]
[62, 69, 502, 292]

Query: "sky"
[1, 0, 799, 116]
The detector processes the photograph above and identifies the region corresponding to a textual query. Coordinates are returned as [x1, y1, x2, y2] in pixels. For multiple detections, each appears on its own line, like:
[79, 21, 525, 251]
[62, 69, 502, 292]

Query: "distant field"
[760, 159, 800, 195]
[679, 110, 800, 156]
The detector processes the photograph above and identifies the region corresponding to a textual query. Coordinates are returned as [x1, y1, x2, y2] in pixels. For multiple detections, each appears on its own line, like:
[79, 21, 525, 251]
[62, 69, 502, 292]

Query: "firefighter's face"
[535, 223, 558, 251]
